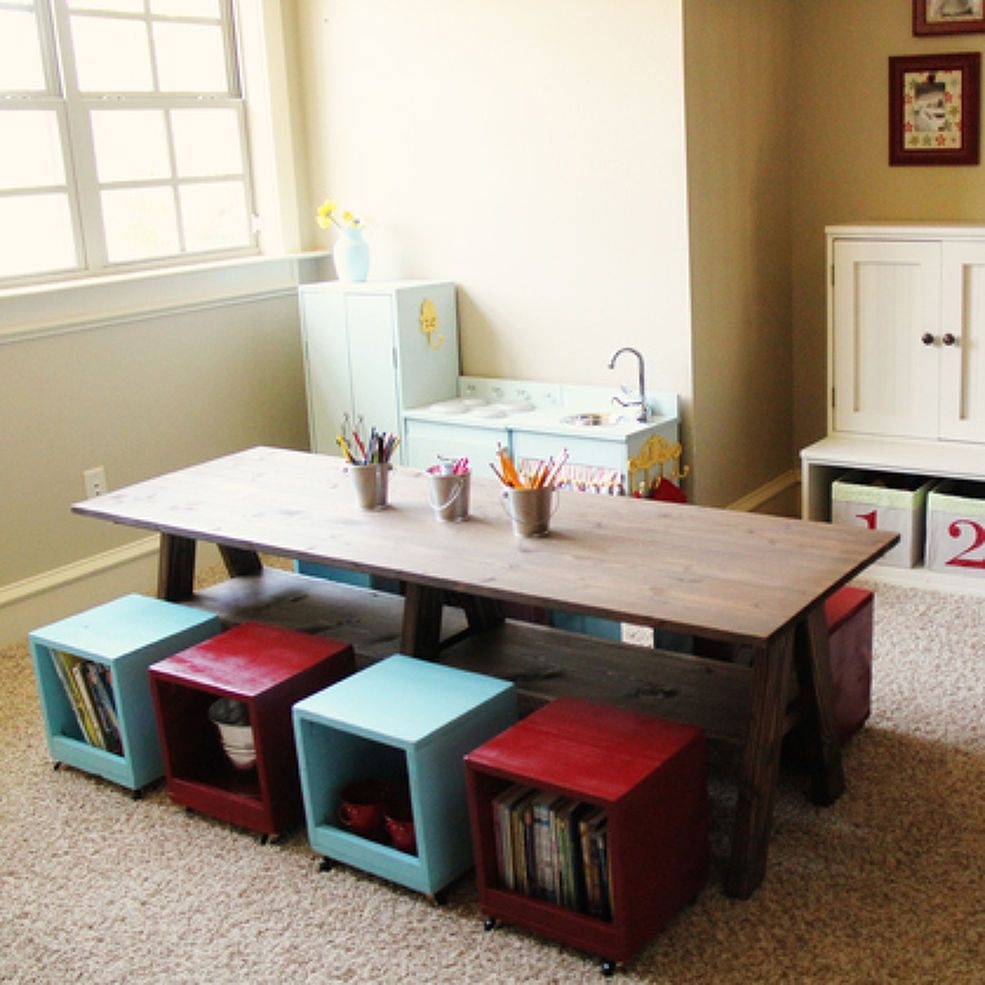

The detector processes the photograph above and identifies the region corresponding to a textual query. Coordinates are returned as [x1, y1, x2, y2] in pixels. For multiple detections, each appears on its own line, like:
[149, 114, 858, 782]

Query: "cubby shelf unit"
[149, 622, 355, 839]
[464, 698, 710, 973]
[293, 654, 517, 897]
[29, 594, 222, 793]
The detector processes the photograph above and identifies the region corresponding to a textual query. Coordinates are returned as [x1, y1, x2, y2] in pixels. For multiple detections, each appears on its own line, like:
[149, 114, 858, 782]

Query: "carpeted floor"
[1, 579, 982, 984]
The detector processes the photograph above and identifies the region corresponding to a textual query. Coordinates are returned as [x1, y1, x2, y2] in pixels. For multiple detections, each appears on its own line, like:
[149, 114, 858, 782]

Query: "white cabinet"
[940, 241, 985, 442]
[803, 224, 985, 588]
[299, 281, 459, 461]
[830, 228, 985, 442]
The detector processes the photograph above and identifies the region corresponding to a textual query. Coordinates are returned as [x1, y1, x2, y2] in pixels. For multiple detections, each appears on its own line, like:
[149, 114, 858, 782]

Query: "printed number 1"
[945, 519, 985, 569]
[855, 509, 877, 530]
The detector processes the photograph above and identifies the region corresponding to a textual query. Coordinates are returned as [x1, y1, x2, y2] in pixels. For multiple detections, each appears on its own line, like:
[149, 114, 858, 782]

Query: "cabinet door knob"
[921, 332, 936, 346]
[942, 332, 957, 346]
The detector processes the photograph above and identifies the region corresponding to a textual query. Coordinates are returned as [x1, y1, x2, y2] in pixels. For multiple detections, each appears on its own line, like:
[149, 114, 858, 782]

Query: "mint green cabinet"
[299, 281, 460, 463]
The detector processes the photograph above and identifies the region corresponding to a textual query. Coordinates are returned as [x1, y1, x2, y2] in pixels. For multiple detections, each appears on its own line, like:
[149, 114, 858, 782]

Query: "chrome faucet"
[607, 347, 649, 422]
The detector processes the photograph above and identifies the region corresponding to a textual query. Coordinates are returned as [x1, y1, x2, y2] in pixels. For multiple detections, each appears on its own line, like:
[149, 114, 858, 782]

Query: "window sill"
[0, 252, 333, 342]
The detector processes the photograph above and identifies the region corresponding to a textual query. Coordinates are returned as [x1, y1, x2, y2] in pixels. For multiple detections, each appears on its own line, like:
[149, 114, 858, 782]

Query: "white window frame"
[0, 0, 262, 289]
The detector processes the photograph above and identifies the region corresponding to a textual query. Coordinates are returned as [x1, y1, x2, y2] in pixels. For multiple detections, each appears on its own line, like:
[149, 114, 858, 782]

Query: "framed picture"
[914, 0, 985, 35]
[889, 52, 981, 165]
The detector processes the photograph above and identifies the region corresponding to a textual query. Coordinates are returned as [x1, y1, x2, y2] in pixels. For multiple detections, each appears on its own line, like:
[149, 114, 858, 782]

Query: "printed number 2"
[855, 509, 877, 530]
[945, 519, 985, 569]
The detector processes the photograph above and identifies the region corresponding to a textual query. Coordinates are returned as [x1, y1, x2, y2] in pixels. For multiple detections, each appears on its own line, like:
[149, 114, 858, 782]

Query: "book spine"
[49, 649, 91, 743]
[532, 799, 553, 901]
[595, 823, 611, 920]
[85, 662, 122, 755]
[71, 661, 107, 749]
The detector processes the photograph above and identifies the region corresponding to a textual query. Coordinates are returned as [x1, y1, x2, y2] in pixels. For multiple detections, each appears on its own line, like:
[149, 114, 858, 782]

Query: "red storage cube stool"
[149, 622, 354, 840]
[824, 585, 874, 743]
[464, 697, 709, 974]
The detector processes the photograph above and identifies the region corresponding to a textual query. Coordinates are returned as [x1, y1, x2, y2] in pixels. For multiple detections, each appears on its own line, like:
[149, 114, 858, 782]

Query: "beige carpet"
[1, 579, 982, 984]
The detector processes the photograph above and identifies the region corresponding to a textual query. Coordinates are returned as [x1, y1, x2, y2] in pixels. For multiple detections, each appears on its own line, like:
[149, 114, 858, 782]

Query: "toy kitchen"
[298, 280, 685, 498]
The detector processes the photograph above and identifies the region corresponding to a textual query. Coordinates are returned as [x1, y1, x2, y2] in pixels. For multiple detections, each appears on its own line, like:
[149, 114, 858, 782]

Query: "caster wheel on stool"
[318, 856, 334, 872]
[601, 959, 617, 977]
[483, 918, 498, 932]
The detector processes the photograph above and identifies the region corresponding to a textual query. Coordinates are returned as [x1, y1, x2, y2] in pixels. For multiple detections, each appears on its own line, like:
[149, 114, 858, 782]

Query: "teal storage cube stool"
[293, 654, 517, 898]
[28, 594, 222, 793]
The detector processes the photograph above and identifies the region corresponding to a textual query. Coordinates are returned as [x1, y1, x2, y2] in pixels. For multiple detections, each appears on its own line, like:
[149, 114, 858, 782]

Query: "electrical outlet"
[84, 466, 108, 498]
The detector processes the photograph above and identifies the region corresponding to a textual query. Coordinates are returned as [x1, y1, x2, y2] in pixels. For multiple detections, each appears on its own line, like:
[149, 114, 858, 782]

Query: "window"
[0, 0, 257, 286]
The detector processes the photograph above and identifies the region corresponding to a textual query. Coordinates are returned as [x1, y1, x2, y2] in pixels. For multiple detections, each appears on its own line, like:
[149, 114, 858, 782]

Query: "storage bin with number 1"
[831, 471, 933, 568]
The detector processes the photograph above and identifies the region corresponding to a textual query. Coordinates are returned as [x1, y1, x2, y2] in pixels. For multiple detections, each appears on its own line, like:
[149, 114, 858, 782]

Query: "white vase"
[334, 226, 369, 282]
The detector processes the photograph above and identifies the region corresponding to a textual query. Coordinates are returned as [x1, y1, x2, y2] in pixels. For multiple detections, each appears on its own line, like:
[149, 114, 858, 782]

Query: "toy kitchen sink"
[402, 376, 680, 495]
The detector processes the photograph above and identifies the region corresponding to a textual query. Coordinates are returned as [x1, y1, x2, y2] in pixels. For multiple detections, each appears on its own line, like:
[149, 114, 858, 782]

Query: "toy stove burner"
[428, 399, 471, 414]
[469, 405, 508, 419]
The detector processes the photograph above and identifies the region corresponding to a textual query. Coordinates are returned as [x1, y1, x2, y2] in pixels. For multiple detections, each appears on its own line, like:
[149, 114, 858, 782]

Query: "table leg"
[450, 593, 505, 633]
[793, 604, 845, 806]
[158, 533, 196, 601]
[401, 582, 444, 659]
[725, 629, 794, 899]
[219, 545, 263, 578]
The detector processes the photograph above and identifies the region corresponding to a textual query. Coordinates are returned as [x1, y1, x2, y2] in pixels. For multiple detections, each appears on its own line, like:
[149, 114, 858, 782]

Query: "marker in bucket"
[338, 428, 400, 466]
[340, 426, 400, 509]
[426, 456, 471, 521]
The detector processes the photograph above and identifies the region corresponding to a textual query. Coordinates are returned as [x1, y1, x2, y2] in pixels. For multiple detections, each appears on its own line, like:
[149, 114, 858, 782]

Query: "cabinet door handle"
[942, 333, 957, 346]
[921, 332, 936, 346]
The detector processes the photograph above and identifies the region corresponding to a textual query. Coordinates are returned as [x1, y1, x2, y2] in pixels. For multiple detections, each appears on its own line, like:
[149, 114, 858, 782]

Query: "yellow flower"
[316, 199, 338, 229]
[316, 198, 362, 230]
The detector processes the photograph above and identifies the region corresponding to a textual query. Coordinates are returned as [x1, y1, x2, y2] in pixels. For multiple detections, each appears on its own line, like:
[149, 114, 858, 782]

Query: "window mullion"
[163, 108, 186, 255]
[51, 1, 110, 270]
[32, 0, 63, 96]
[67, 98, 109, 269]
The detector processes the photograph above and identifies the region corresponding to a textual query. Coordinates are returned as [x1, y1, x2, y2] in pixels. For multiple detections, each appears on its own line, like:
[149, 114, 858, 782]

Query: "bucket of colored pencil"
[492, 444, 565, 537]
[502, 485, 559, 537]
[347, 463, 391, 510]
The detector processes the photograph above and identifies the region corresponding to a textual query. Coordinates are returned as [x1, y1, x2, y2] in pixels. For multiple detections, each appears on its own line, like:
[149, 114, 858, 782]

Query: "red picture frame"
[914, 1, 985, 36]
[889, 52, 981, 166]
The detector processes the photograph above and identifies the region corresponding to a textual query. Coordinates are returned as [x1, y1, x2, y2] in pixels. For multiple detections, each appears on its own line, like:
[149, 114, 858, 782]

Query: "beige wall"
[791, 0, 985, 451]
[0, 262, 312, 641]
[294, 0, 799, 507]
[294, 0, 695, 452]
[684, 1, 795, 505]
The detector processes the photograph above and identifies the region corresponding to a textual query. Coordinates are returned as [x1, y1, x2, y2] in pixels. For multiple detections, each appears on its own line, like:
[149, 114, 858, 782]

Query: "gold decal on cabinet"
[627, 435, 689, 496]
[420, 298, 444, 349]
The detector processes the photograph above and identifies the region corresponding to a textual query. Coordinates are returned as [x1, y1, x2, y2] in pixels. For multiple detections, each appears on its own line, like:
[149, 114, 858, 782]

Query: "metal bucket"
[501, 486, 559, 537]
[347, 463, 390, 510]
[427, 467, 470, 522]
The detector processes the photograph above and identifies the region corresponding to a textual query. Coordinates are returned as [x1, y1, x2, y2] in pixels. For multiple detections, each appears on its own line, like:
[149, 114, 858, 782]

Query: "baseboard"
[727, 469, 801, 516]
[0, 539, 220, 647]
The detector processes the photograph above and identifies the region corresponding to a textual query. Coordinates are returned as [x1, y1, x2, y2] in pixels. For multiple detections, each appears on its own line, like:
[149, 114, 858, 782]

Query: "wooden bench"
[190, 567, 759, 744]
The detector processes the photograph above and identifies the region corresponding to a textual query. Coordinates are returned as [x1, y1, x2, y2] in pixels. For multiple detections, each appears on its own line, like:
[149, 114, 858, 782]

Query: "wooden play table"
[73, 445, 896, 898]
